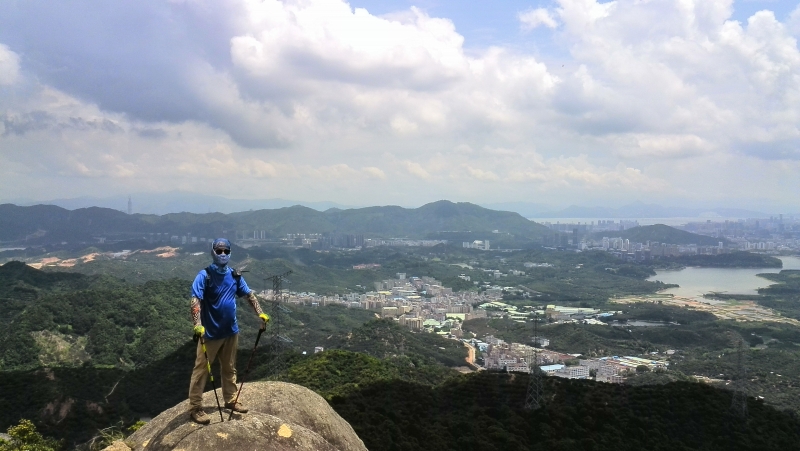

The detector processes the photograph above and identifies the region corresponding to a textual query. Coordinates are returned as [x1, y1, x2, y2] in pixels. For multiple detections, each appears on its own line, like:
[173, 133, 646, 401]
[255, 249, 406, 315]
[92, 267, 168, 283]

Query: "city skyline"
[1, 0, 799, 211]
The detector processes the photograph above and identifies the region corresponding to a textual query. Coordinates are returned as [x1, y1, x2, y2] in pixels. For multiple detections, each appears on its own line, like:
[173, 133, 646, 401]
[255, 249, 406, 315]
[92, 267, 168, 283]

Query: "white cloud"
[518, 8, 559, 30]
[1, 0, 800, 209]
[0, 44, 19, 85]
[403, 161, 432, 180]
[610, 134, 715, 159]
[390, 116, 419, 134]
[231, 2, 466, 89]
[362, 166, 386, 179]
[464, 165, 500, 182]
[556, 0, 616, 33]
[508, 158, 669, 192]
[789, 5, 800, 36]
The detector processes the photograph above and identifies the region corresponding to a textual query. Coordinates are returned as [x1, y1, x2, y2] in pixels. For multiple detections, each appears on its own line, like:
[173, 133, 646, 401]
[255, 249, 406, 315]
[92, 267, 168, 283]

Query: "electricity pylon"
[729, 337, 748, 419]
[525, 311, 544, 410]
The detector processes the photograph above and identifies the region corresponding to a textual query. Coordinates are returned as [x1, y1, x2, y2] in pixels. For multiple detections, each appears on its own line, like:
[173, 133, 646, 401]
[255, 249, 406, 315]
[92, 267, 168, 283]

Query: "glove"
[259, 313, 270, 330]
[193, 325, 205, 339]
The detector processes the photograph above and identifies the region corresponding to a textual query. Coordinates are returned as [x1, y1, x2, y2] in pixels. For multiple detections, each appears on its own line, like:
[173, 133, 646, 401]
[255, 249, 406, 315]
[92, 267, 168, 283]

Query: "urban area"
[270, 272, 668, 384]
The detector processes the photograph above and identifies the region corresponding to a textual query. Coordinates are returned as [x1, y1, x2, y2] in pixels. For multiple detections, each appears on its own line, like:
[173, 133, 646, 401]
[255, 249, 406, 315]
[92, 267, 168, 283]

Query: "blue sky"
[1, 0, 799, 211]
[351, 0, 798, 48]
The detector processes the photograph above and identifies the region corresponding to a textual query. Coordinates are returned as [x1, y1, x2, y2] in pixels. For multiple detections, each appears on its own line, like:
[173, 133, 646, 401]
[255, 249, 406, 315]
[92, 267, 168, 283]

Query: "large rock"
[112, 381, 367, 451]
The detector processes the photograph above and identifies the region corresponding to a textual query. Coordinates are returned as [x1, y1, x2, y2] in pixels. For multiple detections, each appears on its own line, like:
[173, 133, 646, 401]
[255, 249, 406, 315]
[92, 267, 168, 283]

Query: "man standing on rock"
[188, 238, 269, 424]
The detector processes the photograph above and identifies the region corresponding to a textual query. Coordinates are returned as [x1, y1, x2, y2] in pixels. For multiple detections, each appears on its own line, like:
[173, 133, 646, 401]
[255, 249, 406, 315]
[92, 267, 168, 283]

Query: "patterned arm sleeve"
[190, 297, 201, 326]
[246, 291, 264, 315]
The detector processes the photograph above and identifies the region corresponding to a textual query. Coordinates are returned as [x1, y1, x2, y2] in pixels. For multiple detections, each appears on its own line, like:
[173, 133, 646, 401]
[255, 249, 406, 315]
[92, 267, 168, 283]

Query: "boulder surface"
[106, 381, 367, 451]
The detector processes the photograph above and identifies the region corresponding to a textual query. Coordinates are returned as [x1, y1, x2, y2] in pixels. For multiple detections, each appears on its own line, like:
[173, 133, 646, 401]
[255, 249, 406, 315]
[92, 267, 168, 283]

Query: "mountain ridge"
[532, 202, 767, 219]
[0, 201, 550, 245]
[590, 224, 728, 246]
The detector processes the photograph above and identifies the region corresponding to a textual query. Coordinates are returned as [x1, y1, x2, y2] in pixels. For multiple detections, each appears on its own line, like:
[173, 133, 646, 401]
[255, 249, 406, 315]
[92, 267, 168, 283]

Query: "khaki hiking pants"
[188, 333, 238, 409]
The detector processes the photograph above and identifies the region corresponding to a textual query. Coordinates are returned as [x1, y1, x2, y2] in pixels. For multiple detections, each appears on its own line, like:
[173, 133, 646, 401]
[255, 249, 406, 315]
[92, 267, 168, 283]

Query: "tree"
[0, 419, 61, 451]
[636, 364, 650, 373]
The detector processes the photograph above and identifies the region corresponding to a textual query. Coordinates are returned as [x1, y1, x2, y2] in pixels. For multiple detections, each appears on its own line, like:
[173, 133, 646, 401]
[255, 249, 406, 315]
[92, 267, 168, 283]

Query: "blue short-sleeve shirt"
[192, 266, 251, 340]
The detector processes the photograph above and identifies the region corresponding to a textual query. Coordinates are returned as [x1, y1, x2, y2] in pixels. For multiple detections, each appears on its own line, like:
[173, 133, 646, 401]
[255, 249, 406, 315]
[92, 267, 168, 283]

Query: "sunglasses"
[214, 249, 231, 255]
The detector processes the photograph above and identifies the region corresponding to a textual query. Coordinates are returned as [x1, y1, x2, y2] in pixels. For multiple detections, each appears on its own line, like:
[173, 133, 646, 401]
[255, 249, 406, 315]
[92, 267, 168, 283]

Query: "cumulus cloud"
[0, 44, 19, 85]
[0, 0, 799, 209]
[464, 165, 500, 182]
[609, 134, 715, 159]
[790, 5, 800, 36]
[518, 8, 559, 30]
[231, 2, 466, 89]
[508, 158, 669, 193]
[362, 166, 386, 179]
[403, 161, 433, 180]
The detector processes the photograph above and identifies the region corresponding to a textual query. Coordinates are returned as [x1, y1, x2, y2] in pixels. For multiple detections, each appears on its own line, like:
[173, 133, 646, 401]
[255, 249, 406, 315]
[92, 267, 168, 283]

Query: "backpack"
[204, 265, 242, 297]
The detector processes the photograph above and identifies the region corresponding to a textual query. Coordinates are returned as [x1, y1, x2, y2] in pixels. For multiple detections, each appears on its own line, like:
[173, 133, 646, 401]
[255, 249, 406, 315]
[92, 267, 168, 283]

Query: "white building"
[554, 365, 590, 379]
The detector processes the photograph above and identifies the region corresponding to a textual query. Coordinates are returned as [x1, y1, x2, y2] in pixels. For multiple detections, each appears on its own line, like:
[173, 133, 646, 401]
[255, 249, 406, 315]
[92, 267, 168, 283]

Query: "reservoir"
[647, 256, 800, 300]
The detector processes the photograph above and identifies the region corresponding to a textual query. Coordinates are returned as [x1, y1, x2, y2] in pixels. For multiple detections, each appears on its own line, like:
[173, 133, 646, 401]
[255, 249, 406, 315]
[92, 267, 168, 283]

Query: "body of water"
[647, 256, 800, 299]
[610, 320, 672, 327]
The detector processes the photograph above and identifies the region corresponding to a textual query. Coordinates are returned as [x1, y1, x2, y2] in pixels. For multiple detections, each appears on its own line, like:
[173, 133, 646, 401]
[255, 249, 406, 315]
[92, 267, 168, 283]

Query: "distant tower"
[730, 337, 748, 419]
[127, 196, 132, 215]
[525, 311, 544, 410]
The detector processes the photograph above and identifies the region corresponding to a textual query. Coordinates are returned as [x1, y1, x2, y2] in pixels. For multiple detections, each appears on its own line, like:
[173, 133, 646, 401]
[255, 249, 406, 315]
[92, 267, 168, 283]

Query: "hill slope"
[591, 224, 726, 246]
[330, 371, 800, 451]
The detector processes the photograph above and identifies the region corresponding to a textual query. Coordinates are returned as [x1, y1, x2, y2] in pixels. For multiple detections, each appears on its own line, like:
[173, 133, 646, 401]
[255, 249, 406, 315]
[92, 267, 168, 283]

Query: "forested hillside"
[331, 371, 800, 451]
[4, 346, 800, 450]
[0, 262, 467, 372]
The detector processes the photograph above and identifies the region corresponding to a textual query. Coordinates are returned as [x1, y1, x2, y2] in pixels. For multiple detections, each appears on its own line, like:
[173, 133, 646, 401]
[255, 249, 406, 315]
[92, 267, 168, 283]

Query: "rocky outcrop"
[105, 381, 367, 451]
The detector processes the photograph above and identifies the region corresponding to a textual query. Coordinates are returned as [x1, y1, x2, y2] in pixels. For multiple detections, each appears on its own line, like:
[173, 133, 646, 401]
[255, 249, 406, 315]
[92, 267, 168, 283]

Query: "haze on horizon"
[1, 0, 799, 212]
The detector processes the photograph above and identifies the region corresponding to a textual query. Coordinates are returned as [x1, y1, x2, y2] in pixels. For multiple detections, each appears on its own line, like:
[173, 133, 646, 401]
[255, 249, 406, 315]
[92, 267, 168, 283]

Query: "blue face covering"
[212, 252, 230, 267]
[211, 238, 231, 268]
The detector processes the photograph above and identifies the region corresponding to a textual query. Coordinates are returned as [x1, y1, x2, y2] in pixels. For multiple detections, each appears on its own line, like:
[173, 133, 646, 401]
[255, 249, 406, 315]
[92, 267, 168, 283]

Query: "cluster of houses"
[478, 301, 619, 325]
[471, 334, 670, 383]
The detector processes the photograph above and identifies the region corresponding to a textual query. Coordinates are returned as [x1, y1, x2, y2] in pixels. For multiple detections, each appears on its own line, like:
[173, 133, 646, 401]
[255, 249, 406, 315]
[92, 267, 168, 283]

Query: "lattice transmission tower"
[729, 337, 748, 419]
[264, 270, 293, 377]
[525, 311, 544, 410]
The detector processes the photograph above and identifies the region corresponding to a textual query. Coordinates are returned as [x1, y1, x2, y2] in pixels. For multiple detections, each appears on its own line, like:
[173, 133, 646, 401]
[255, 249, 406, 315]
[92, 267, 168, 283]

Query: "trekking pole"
[196, 334, 224, 423]
[227, 327, 264, 420]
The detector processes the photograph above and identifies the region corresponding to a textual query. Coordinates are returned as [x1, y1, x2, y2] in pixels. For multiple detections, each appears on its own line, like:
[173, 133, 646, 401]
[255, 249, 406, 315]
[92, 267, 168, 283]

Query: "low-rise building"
[540, 364, 565, 375]
[554, 365, 589, 379]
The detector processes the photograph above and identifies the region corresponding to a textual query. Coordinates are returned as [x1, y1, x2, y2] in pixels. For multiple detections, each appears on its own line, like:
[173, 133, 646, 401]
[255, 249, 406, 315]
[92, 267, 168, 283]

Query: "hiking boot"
[225, 401, 249, 413]
[190, 408, 210, 425]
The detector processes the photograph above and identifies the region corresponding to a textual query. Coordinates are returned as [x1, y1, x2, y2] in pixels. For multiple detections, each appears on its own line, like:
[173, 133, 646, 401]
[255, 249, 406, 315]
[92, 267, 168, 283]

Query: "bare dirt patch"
[139, 246, 179, 258]
[31, 330, 91, 366]
[42, 397, 75, 423]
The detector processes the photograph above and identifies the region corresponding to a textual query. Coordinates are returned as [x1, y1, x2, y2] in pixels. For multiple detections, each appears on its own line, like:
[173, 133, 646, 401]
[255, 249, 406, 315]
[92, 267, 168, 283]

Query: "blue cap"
[212, 238, 231, 250]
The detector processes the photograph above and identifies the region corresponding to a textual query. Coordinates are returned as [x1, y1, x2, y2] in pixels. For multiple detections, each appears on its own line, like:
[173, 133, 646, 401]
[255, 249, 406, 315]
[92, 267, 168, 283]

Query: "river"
[646, 256, 800, 300]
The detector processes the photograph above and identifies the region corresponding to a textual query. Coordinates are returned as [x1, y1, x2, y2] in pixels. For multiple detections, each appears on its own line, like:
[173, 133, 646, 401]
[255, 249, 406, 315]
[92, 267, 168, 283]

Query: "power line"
[265, 270, 293, 377]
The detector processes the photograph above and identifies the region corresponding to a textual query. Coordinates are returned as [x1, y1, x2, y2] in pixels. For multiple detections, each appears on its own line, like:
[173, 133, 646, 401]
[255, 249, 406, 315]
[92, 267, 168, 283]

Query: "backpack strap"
[231, 268, 242, 293]
[204, 265, 213, 297]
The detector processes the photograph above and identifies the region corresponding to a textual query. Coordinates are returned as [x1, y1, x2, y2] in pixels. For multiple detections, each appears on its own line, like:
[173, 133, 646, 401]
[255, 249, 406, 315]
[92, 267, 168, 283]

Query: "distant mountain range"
[529, 202, 768, 219]
[0, 201, 550, 245]
[7, 191, 358, 215]
[5, 193, 777, 219]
